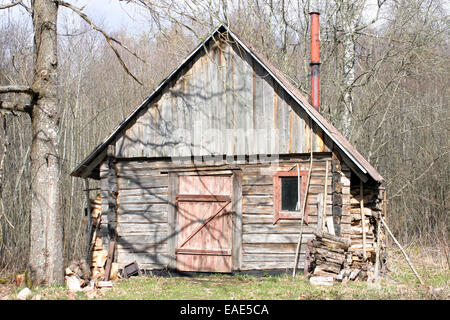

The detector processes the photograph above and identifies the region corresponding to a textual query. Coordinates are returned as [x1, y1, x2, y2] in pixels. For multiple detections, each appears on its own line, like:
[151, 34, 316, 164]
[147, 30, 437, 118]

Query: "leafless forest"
[0, 0, 448, 274]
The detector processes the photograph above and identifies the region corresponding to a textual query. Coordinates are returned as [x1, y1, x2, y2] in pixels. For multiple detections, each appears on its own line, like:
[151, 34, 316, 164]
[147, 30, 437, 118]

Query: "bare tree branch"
[0, 85, 35, 95]
[58, 0, 144, 86]
[0, 100, 33, 115]
[0, 0, 31, 13]
[0, 0, 21, 10]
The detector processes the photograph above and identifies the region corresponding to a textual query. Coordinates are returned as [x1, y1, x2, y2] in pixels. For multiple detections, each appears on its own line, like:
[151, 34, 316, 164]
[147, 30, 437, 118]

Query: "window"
[273, 170, 309, 224]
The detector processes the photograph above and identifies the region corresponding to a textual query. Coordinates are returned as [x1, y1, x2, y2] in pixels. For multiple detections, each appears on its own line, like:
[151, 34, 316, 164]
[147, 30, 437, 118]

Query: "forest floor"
[1, 247, 448, 300]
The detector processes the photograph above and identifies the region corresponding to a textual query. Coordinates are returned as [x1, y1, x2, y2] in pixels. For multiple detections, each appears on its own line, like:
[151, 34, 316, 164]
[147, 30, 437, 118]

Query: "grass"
[2, 249, 448, 300]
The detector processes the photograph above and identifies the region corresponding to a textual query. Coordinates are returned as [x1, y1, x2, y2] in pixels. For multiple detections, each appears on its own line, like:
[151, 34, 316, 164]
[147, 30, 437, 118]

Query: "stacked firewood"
[349, 200, 377, 262]
[89, 195, 119, 282]
[64, 195, 118, 292]
[65, 259, 94, 292]
[347, 185, 386, 275]
[309, 231, 350, 276]
[307, 231, 350, 285]
[307, 227, 383, 284]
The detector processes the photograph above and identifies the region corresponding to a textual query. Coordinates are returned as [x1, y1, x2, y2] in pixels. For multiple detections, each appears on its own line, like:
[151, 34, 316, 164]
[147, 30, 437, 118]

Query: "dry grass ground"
[1, 247, 448, 300]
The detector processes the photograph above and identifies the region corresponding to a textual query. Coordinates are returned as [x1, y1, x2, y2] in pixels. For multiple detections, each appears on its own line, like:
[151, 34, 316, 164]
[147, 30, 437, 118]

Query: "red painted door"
[176, 175, 233, 272]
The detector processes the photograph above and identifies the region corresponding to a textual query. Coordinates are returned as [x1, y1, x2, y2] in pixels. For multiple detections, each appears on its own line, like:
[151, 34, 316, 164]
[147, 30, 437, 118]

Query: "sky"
[0, 0, 389, 35]
[0, 0, 148, 35]
[73, 0, 148, 34]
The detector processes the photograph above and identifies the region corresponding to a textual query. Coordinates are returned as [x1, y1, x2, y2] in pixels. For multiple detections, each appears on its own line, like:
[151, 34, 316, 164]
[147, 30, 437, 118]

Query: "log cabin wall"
[98, 154, 339, 271]
[100, 160, 170, 270]
[239, 155, 333, 270]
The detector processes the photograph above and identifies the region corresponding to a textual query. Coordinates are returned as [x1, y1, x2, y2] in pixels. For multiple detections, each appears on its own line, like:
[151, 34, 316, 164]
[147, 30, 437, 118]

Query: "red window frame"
[273, 170, 309, 224]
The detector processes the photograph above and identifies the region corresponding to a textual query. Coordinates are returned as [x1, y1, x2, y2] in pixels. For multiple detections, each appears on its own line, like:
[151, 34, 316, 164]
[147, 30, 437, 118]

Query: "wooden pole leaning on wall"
[380, 216, 424, 285]
[322, 161, 329, 232]
[293, 124, 315, 278]
[293, 160, 313, 277]
[360, 180, 367, 261]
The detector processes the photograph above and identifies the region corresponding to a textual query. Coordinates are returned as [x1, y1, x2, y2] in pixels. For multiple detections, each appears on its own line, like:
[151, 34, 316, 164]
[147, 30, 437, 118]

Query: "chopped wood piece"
[110, 263, 119, 280]
[65, 267, 74, 276]
[65, 275, 82, 292]
[326, 217, 335, 235]
[97, 280, 113, 288]
[92, 250, 108, 268]
[314, 262, 342, 275]
[17, 287, 32, 300]
[349, 269, 360, 281]
[310, 276, 334, 286]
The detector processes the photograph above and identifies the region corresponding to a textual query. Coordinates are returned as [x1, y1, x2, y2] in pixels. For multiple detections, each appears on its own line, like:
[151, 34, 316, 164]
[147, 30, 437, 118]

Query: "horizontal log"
[176, 194, 231, 202]
[118, 262, 167, 270]
[243, 243, 306, 254]
[241, 259, 305, 270]
[117, 176, 168, 189]
[312, 230, 351, 248]
[118, 187, 168, 197]
[313, 263, 342, 275]
[117, 223, 168, 235]
[243, 253, 300, 262]
[117, 233, 169, 245]
[242, 185, 273, 195]
[313, 248, 346, 265]
[242, 175, 272, 185]
[243, 203, 331, 215]
[118, 194, 168, 204]
[242, 212, 317, 226]
[117, 252, 171, 265]
[243, 233, 314, 244]
[117, 243, 167, 252]
[117, 203, 168, 214]
[242, 214, 320, 225]
[350, 226, 373, 234]
[242, 196, 273, 206]
[117, 211, 168, 223]
[242, 205, 274, 215]
[243, 224, 315, 234]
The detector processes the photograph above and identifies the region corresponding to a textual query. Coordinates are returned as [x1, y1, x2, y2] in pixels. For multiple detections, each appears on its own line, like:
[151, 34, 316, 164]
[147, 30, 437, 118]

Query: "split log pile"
[64, 195, 118, 292]
[64, 259, 92, 291]
[348, 184, 386, 277]
[308, 225, 385, 284]
[307, 231, 352, 284]
[88, 195, 119, 283]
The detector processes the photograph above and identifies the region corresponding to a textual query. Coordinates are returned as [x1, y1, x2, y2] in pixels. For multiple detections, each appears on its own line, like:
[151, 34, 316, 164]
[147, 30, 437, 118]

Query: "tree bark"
[340, 1, 357, 139]
[28, 0, 64, 285]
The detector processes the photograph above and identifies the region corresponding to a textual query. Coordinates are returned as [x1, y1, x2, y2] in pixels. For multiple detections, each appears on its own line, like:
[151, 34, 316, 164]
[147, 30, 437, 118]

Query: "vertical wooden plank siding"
[114, 39, 331, 159]
[176, 175, 233, 272]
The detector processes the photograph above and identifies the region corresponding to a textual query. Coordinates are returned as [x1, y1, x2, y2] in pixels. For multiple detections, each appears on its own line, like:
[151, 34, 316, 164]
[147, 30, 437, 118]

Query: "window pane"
[281, 177, 298, 211]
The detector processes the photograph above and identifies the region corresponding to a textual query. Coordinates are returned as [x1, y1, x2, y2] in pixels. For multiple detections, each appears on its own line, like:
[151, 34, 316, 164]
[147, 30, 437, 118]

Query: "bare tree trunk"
[28, 0, 64, 285]
[339, 0, 358, 139]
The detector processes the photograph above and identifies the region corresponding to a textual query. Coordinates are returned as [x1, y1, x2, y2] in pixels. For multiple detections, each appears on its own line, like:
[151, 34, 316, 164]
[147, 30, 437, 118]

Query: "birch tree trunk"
[28, 0, 64, 285]
[339, 0, 358, 139]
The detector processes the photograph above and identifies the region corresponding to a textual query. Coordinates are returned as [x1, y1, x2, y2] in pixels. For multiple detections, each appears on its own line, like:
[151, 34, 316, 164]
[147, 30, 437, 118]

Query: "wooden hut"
[72, 25, 385, 277]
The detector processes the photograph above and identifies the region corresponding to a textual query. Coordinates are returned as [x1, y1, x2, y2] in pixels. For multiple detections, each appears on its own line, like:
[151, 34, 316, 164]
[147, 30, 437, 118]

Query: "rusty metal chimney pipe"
[310, 11, 320, 111]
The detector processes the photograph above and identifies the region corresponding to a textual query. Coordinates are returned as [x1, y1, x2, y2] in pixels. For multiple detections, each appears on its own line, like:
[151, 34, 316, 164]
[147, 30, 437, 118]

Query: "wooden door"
[176, 175, 233, 272]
